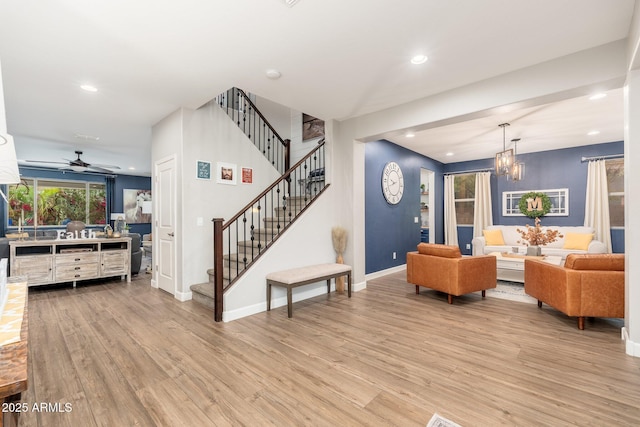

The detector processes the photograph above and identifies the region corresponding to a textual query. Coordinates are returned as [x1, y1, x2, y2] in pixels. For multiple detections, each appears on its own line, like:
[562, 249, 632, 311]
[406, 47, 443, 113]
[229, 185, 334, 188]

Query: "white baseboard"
[365, 264, 406, 281]
[622, 327, 640, 357]
[175, 290, 192, 302]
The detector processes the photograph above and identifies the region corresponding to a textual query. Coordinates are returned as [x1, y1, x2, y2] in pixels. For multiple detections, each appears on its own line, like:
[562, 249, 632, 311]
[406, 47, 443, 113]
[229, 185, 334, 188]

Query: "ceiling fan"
[24, 150, 121, 173]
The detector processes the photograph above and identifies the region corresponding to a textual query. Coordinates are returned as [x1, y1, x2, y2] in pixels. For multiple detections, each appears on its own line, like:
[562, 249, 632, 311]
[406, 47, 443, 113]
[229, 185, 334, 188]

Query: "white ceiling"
[0, 0, 635, 176]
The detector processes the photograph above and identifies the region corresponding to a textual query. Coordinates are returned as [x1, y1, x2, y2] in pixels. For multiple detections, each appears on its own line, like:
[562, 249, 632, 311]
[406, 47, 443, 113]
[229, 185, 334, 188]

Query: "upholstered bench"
[266, 263, 352, 318]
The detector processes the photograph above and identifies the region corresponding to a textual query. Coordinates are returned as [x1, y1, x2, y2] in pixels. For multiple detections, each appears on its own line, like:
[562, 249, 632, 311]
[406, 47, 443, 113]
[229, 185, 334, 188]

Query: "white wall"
[623, 0, 640, 356]
[0, 60, 6, 133]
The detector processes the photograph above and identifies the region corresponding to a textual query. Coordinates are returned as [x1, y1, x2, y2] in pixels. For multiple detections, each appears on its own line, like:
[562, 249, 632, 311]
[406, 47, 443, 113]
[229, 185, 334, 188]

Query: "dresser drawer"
[56, 252, 100, 266]
[55, 263, 100, 282]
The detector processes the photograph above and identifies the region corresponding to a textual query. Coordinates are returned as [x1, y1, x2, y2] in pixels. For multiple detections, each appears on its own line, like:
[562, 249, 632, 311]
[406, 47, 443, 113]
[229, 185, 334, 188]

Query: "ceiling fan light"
[69, 165, 87, 172]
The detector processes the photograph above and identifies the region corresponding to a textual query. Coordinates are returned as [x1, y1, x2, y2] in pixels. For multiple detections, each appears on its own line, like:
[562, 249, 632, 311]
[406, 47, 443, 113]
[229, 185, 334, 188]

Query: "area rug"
[486, 280, 537, 304]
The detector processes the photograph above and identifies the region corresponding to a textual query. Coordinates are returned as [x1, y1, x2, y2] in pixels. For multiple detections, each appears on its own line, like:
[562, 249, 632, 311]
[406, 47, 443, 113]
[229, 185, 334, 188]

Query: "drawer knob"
[75, 266, 81, 270]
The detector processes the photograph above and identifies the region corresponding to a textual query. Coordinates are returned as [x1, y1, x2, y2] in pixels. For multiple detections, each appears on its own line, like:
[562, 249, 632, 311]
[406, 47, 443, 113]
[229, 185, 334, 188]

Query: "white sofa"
[472, 225, 607, 260]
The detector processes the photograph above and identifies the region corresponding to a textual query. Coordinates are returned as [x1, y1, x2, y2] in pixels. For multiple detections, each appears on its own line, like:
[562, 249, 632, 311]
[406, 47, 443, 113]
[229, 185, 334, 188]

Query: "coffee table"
[490, 252, 563, 283]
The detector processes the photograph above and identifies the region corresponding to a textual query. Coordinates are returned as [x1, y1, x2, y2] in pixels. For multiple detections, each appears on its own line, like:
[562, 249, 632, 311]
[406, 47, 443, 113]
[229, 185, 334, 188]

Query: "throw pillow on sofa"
[483, 229, 505, 246]
[562, 233, 594, 251]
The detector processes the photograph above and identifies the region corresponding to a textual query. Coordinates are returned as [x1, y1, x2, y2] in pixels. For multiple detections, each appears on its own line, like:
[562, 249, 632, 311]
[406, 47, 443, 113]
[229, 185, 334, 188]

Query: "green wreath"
[518, 192, 551, 218]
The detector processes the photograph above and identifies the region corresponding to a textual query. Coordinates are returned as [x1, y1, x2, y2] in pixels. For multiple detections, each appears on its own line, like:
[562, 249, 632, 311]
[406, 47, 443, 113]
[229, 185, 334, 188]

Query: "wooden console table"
[9, 237, 131, 288]
[0, 279, 28, 427]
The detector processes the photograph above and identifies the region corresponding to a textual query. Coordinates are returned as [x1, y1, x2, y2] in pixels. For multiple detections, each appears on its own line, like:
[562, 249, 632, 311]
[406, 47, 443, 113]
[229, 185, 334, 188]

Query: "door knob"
[168, 232, 175, 237]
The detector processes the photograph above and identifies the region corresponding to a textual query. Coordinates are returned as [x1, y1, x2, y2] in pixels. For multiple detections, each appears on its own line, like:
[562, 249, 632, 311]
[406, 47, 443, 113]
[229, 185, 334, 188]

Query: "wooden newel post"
[213, 218, 224, 322]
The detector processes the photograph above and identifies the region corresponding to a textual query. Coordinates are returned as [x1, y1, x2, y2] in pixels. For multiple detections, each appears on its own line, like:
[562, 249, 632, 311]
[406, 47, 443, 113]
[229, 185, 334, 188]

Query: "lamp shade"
[0, 133, 20, 184]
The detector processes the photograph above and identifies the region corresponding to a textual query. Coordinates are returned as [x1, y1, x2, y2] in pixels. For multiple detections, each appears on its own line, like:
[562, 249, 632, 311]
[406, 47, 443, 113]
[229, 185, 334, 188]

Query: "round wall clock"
[381, 161, 404, 204]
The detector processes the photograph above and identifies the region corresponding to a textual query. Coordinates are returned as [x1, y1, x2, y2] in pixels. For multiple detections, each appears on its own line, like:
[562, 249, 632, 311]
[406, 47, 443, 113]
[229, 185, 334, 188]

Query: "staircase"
[189, 88, 327, 319]
[190, 194, 314, 311]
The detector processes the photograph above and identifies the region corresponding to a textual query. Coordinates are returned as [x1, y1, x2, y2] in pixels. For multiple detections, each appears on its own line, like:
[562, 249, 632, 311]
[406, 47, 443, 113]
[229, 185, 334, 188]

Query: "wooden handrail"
[235, 88, 289, 150]
[222, 139, 325, 230]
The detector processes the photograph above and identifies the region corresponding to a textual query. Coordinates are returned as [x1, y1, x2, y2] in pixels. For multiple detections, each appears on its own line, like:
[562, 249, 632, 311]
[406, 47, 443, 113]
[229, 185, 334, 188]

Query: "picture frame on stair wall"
[216, 161, 237, 185]
[241, 167, 253, 184]
[196, 160, 211, 180]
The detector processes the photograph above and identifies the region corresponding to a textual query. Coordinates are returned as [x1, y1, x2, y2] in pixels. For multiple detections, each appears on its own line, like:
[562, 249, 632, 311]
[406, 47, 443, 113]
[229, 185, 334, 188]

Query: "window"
[6, 178, 106, 227]
[502, 188, 569, 216]
[454, 174, 475, 225]
[606, 158, 624, 227]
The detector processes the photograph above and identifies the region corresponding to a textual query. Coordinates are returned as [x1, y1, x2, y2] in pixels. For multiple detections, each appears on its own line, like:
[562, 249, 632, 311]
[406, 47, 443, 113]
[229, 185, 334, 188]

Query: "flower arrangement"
[517, 217, 563, 246]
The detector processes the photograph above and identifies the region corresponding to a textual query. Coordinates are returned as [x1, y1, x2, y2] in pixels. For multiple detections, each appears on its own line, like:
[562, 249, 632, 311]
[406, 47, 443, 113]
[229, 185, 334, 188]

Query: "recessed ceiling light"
[128, 167, 136, 170]
[587, 130, 600, 136]
[265, 69, 281, 79]
[405, 132, 415, 138]
[283, 0, 300, 7]
[589, 93, 607, 100]
[80, 84, 98, 92]
[411, 54, 428, 65]
[446, 152, 454, 156]
[74, 133, 100, 141]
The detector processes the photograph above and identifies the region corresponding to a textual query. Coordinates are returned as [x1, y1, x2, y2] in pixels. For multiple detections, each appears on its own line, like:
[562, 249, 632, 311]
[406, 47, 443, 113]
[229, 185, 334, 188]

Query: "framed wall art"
[216, 162, 237, 185]
[241, 167, 253, 184]
[302, 113, 325, 141]
[196, 160, 211, 180]
[123, 189, 152, 223]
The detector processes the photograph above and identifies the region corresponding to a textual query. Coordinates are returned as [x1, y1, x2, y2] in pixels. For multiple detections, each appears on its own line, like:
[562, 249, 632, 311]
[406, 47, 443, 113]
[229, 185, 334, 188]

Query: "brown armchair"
[524, 253, 624, 330]
[407, 243, 497, 304]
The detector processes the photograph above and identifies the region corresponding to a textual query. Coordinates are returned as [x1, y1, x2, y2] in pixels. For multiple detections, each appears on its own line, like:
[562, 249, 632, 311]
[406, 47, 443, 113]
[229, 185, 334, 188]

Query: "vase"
[66, 220, 85, 236]
[335, 254, 345, 293]
[527, 246, 542, 256]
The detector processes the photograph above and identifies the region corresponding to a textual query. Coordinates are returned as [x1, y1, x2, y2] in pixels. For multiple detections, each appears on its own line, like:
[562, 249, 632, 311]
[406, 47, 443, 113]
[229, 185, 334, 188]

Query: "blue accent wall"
[113, 175, 152, 236]
[365, 140, 444, 274]
[365, 140, 625, 274]
[445, 141, 625, 254]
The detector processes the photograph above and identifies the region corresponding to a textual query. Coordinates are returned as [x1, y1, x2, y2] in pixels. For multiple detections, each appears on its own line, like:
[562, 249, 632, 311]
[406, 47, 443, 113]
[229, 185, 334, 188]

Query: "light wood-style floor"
[16, 270, 640, 426]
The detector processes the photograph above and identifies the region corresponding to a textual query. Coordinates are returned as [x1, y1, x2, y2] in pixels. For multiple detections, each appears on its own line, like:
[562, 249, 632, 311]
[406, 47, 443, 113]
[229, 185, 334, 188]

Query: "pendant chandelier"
[510, 138, 525, 181]
[495, 123, 513, 176]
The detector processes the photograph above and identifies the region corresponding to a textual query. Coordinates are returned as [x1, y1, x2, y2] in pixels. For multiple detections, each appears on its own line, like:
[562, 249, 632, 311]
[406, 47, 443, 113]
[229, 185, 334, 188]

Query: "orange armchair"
[407, 243, 497, 304]
[524, 253, 624, 329]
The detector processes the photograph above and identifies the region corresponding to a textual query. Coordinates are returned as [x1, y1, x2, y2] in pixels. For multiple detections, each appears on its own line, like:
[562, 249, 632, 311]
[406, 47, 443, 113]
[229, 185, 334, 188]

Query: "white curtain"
[444, 175, 458, 246]
[584, 160, 612, 253]
[473, 172, 493, 238]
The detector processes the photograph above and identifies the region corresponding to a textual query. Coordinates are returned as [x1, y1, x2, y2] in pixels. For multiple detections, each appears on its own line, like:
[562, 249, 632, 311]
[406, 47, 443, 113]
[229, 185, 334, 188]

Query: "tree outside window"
[6, 178, 106, 227]
[454, 174, 475, 225]
[606, 159, 624, 227]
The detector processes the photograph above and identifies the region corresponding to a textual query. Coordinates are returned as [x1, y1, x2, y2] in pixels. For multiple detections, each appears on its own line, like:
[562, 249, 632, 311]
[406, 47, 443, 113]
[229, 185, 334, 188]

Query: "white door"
[156, 156, 176, 294]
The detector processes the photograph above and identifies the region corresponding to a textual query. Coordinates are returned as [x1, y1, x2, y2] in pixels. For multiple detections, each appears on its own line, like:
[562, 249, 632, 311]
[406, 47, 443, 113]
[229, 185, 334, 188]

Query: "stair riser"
[192, 291, 215, 311]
